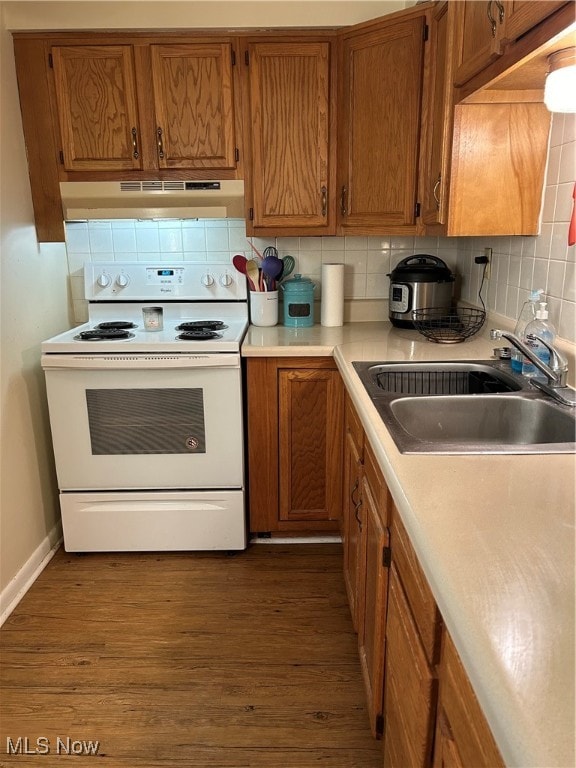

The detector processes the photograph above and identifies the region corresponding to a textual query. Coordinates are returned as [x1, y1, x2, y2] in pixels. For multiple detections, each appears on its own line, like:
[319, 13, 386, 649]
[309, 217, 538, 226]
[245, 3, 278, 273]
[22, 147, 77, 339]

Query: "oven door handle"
[41, 354, 241, 370]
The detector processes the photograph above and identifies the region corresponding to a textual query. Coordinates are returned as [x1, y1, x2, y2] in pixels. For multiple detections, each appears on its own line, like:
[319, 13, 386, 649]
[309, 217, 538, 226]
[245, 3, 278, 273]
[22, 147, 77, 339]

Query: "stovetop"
[42, 262, 249, 354]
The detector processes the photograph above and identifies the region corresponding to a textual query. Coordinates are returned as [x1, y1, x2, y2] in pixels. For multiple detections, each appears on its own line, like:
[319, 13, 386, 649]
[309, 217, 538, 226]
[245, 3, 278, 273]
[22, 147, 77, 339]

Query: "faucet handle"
[532, 335, 568, 380]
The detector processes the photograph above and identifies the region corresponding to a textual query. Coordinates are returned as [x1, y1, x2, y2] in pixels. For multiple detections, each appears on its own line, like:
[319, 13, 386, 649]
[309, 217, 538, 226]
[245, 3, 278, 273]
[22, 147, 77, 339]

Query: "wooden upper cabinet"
[150, 43, 237, 170]
[421, 2, 455, 228]
[52, 45, 142, 172]
[500, 0, 568, 44]
[454, 0, 568, 87]
[337, 13, 427, 234]
[51, 41, 238, 174]
[245, 40, 334, 233]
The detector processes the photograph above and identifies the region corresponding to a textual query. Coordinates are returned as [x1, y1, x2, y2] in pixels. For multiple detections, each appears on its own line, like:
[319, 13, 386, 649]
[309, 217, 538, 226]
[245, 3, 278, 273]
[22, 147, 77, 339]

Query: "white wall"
[3, 1, 408, 30]
[0, 4, 70, 602]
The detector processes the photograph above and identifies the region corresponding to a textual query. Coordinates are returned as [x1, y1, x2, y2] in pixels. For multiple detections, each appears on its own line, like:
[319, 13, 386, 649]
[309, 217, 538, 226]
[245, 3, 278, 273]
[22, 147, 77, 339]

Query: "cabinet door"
[358, 444, 390, 738]
[383, 564, 437, 768]
[150, 43, 237, 170]
[278, 368, 344, 523]
[338, 15, 426, 232]
[52, 45, 142, 172]
[500, 1, 568, 43]
[433, 632, 505, 768]
[342, 398, 365, 632]
[246, 42, 333, 231]
[453, 2, 506, 87]
[421, 2, 455, 228]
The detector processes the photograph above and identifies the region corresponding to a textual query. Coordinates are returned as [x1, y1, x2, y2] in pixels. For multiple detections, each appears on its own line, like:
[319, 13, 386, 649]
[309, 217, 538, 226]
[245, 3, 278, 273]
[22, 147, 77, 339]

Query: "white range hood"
[60, 180, 245, 220]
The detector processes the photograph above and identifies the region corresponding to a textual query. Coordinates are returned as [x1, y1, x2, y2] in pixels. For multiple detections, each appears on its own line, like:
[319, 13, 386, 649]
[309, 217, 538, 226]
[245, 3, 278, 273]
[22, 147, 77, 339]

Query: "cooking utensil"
[280, 255, 296, 280]
[263, 246, 279, 259]
[261, 255, 283, 281]
[232, 254, 248, 276]
[245, 259, 260, 292]
[247, 240, 264, 262]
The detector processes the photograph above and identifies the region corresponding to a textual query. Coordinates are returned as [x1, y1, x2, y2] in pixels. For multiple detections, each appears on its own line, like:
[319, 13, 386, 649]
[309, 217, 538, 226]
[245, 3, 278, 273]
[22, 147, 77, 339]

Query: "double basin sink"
[353, 360, 576, 454]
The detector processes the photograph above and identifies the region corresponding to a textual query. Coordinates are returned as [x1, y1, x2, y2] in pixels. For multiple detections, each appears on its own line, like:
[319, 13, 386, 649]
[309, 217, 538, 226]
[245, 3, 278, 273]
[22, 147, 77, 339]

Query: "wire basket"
[412, 307, 486, 344]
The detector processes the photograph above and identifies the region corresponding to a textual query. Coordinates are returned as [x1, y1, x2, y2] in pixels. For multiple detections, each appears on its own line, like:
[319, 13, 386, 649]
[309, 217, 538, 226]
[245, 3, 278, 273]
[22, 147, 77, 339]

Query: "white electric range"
[41, 261, 249, 552]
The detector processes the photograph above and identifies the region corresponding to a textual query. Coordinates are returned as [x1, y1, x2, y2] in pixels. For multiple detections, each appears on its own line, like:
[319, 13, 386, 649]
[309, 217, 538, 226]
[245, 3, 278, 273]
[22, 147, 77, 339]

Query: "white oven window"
[86, 388, 206, 455]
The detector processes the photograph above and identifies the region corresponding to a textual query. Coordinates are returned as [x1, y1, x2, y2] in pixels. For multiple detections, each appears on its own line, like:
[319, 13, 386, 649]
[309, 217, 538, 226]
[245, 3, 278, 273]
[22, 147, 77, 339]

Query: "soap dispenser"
[521, 302, 556, 378]
[511, 289, 543, 372]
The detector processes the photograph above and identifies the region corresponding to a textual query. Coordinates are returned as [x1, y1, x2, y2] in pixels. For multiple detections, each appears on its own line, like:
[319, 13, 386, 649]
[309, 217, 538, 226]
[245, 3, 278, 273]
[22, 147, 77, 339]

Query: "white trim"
[0, 524, 62, 626]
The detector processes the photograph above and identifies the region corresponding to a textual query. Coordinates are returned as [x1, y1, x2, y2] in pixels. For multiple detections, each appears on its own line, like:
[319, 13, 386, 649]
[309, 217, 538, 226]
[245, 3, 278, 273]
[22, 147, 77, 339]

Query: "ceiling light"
[544, 48, 576, 113]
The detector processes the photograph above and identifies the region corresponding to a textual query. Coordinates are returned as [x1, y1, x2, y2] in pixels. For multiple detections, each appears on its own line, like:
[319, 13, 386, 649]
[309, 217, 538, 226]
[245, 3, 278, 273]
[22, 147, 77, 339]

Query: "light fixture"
[544, 48, 576, 113]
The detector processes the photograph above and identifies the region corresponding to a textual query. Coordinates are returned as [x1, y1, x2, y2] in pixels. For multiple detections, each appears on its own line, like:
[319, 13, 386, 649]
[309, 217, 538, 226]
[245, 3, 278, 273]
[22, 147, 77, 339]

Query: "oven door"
[42, 354, 243, 491]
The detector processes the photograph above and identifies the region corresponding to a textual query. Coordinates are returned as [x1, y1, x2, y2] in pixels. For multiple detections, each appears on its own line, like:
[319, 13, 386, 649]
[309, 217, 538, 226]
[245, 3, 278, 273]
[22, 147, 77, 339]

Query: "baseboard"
[0, 523, 62, 627]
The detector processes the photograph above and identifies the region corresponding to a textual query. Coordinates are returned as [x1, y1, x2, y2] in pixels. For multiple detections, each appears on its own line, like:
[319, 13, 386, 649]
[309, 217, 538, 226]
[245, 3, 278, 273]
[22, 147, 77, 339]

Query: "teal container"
[280, 274, 316, 327]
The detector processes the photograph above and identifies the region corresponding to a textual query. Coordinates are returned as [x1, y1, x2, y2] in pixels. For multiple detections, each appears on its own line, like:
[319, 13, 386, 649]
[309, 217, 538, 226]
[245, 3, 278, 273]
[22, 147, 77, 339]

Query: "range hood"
[60, 180, 245, 220]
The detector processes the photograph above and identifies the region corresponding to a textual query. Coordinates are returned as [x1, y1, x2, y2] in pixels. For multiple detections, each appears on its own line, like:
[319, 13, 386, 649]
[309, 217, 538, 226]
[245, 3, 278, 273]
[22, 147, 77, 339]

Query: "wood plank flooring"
[0, 544, 383, 767]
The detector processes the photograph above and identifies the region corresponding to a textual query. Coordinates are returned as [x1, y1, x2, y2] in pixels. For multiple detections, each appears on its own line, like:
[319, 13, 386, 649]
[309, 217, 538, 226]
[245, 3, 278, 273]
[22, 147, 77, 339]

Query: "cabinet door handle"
[321, 186, 327, 217]
[433, 174, 441, 210]
[354, 499, 363, 530]
[494, 0, 505, 23]
[157, 127, 165, 160]
[340, 186, 347, 216]
[350, 479, 359, 507]
[487, 1, 497, 37]
[131, 127, 139, 160]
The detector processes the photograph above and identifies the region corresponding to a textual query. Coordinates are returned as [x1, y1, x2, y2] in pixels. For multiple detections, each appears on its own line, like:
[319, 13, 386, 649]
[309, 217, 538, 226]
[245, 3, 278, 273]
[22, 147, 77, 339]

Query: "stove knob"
[96, 272, 111, 288]
[219, 272, 233, 287]
[201, 273, 215, 287]
[115, 273, 130, 288]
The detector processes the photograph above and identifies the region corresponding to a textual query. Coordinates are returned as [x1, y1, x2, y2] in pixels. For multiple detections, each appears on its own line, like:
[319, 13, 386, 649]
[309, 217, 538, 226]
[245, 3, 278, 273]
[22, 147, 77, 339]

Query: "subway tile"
[519, 256, 535, 291]
[563, 114, 576, 143]
[322, 236, 345, 251]
[88, 226, 113, 253]
[559, 141, 576, 184]
[344, 250, 368, 271]
[534, 224, 552, 259]
[551, 221, 570, 261]
[182, 252, 208, 262]
[390, 236, 415, 250]
[65, 222, 90, 253]
[547, 259, 567, 298]
[546, 144, 561, 186]
[135, 228, 160, 253]
[508, 254, 521, 288]
[533, 259, 549, 294]
[541, 185, 557, 222]
[365, 272, 388, 299]
[344, 236, 368, 250]
[206, 227, 230, 251]
[112, 228, 137, 254]
[367, 250, 390, 273]
[182, 227, 206, 251]
[549, 112, 565, 147]
[558, 300, 576, 343]
[505, 285, 519, 319]
[367, 236, 391, 250]
[546, 295, 561, 331]
[566, 262, 576, 303]
[297, 250, 322, 274]
[555, 182, 575, 222]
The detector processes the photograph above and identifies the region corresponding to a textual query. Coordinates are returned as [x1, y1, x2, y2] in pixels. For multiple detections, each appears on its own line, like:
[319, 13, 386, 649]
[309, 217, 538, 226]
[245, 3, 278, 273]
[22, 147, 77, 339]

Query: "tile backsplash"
[65, 115, 575, 342]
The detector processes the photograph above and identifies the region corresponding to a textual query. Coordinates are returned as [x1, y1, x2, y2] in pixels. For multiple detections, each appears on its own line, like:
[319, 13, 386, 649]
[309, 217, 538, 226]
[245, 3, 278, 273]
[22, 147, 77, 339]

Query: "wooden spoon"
[245, 259, 260, 291]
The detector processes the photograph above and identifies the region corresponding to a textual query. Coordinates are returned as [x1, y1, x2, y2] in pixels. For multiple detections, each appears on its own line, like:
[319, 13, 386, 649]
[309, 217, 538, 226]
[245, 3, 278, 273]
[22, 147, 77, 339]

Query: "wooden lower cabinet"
[342, 394, 365, 631]
[341, 396, 505, 766]
[383, 510, 442, 767]
[433, 632, 505, 768]
[358, 442, 390, 738]
[246, 357, 343, 534]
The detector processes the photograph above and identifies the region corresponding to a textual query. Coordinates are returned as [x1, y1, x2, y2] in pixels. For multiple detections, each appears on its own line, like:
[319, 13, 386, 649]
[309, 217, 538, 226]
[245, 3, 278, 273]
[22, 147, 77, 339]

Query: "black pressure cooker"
[388, 255, 455, 328]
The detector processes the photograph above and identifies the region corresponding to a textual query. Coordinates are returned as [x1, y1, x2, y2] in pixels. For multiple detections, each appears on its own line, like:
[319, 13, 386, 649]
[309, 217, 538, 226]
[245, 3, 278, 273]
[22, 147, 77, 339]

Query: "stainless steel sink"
[353, 360, 576, 454]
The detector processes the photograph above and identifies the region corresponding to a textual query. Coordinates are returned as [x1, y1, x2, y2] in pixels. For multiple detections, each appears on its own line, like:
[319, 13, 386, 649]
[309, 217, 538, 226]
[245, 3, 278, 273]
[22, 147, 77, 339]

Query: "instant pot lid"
[389, 254, 455, 283]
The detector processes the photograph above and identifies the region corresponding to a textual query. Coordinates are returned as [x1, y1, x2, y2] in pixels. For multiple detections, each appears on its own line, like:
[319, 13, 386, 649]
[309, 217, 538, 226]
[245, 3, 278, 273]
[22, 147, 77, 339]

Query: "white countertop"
[242, 321, 576, 768]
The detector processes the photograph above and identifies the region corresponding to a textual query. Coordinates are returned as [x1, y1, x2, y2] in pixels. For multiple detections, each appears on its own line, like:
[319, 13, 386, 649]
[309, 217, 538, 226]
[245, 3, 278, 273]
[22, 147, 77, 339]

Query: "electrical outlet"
[484, 247, 492, 280]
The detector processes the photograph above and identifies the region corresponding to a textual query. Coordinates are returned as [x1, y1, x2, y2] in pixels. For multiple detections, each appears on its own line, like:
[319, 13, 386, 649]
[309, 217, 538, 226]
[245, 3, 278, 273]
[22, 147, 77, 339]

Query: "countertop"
[242, 321, 576, 768]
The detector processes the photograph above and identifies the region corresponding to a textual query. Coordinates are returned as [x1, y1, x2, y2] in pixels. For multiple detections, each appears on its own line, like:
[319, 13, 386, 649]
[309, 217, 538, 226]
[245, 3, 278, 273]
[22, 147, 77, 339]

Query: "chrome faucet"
[490, 329, 576, 406]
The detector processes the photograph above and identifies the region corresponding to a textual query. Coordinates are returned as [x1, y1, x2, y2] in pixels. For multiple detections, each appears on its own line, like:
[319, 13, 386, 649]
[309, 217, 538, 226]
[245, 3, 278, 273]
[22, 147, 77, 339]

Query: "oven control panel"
[85, 262, 247, 301]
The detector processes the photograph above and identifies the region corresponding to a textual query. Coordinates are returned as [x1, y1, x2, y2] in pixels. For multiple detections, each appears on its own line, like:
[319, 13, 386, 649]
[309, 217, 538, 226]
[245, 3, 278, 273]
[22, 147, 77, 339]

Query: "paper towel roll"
[321, 263, 345, 327]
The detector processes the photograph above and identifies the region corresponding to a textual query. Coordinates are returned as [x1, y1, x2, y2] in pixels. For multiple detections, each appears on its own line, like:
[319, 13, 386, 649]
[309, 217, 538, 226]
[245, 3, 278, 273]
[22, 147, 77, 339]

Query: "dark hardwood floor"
[0, 543, 382, 767]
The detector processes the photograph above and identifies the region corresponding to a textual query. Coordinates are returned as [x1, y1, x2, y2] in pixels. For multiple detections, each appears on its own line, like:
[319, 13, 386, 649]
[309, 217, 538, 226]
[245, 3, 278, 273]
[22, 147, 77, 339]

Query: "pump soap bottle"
[511, 289, 543, 373]
[521, 302, 556, 379]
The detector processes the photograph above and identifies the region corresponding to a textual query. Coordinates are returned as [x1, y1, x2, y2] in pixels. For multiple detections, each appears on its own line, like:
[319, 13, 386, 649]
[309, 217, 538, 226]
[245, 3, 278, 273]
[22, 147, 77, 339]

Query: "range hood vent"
[60, 180, 245, 221]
